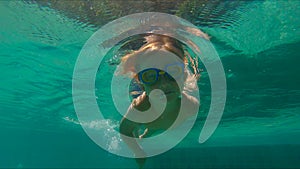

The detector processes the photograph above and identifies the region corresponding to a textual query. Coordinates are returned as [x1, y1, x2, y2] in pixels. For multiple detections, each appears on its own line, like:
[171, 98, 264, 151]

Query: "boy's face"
[135, 50, 185, 102]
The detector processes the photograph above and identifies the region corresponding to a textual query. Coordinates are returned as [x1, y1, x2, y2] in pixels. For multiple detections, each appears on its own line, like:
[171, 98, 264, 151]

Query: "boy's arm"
[119, 113, 147, 168]
[119, 92, 150, 155]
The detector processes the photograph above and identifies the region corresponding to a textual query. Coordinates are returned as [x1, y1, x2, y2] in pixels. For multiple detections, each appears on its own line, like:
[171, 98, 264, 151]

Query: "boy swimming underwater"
[119, 34, 200, 168]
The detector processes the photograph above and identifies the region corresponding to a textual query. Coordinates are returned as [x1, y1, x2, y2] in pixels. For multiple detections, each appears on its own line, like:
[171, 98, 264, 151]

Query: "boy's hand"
[132, 92, 151, 111]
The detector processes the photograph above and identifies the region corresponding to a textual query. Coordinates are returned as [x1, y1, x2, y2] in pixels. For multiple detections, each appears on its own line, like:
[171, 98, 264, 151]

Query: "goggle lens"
[141, 69, 157, 83]
[165, 64, 183, 79]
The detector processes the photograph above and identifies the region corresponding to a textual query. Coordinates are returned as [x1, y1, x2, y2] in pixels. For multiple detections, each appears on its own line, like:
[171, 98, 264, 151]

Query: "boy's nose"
[153, 75, 170, 89]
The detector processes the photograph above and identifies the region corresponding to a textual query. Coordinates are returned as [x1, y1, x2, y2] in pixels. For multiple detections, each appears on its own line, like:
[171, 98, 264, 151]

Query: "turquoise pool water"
[1, 1, 300, 168]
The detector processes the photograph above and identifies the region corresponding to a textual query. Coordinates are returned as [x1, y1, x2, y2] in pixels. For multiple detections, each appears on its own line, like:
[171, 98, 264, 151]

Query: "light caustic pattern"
[72, 12, 226, 158]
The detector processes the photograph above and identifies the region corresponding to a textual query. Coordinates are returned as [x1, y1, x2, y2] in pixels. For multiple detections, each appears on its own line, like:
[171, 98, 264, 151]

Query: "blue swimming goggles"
[138, 63, 184, 85]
